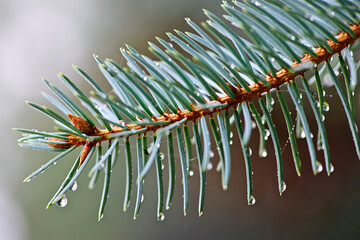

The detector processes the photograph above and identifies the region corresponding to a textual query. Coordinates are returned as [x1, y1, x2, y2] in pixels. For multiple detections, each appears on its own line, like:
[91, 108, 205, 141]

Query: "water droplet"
[199, 211, 203, 217]
[323, 90, 326, 96]
[70, 181, 78, 191]
[265, 129, 270, 138]
[321, 115, 325, 121]
[24, 178, 31, 183]
[101, 162, 105, 169]
[207, 162, 213, 170]
[271, 57, 275, 62]
[158, 213, 165, 221]
[161, 164, 165, 170]
[155, 62, 160, 66]
[230, 63, 235, 69]
[260, 149, 267, 158]
[330, 11, 335, 16]
[189, 170, 194, 177]
[255, 1, 260, 6]
[53, 162, 57, 165]
[300, 128, 306, 139]
[230, 132, 234, 139]
[335, 70, 339, 76]
[251, 121, 256, 129]
[249, 148, 253, 156]
[141, 194, 144, 203]
[159, 153, 165, 160]
[143, 76, 148, 81]
[330, 163, 335, 173]
[282, 182, 287, 193]
[209, 151, 214, 158]
[316, 161, 323, 173]
[299, 93, 303, 99]
[229, 140, 233, 145]
[290, 35, 296, 41]
[249, 196, 256, 205]
[56, 195, 68, 207]
[310, 133, 314, 139]
[168, 58, 172, 62]
[323, 102, 330, 112]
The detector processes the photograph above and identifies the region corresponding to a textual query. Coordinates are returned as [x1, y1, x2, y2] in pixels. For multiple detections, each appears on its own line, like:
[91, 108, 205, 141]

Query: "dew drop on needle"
[56, 195, 68, 207]
[70, 181, 78, 191]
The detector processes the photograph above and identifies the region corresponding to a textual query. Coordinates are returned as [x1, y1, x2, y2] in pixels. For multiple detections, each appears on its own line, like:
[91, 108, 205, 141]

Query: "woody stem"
[68, 23, 360, 147]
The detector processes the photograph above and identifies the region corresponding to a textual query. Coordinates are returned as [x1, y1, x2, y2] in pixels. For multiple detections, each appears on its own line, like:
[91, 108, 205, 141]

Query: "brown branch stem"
[67, 23, 360, 147]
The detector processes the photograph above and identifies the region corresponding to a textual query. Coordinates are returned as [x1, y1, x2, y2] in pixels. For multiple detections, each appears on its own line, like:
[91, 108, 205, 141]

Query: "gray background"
[1, 0, 360, 239]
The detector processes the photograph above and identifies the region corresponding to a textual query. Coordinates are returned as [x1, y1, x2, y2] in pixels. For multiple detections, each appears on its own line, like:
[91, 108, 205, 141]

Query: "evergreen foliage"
[14, 0, 360, 221]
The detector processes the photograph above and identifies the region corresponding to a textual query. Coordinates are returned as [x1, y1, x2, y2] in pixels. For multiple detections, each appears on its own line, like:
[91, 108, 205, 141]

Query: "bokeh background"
[1, 0, 360, 239]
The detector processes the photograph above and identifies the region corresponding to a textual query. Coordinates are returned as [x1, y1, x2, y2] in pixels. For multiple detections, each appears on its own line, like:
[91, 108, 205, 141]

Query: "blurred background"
[1, 0, 360, 239]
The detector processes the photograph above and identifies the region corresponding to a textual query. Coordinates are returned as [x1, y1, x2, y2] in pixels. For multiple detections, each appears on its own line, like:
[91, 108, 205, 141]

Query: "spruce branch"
[63, 24, 360, 148]
[14, 0, 360, 220]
